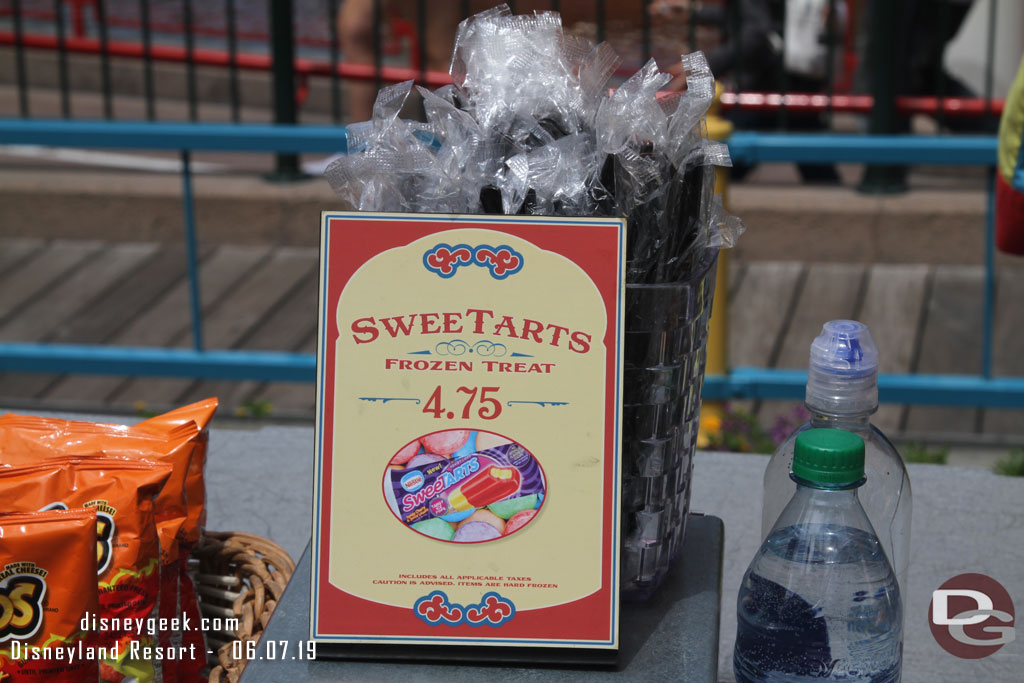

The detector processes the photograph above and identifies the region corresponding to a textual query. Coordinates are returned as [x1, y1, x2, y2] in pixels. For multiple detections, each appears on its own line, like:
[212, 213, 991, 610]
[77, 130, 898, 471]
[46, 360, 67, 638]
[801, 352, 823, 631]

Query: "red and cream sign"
[312, 212, 626, 649]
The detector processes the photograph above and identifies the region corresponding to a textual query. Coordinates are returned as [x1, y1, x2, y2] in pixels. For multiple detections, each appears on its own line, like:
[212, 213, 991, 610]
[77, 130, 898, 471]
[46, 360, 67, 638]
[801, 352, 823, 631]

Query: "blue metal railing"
[0, 119, 1018, 408]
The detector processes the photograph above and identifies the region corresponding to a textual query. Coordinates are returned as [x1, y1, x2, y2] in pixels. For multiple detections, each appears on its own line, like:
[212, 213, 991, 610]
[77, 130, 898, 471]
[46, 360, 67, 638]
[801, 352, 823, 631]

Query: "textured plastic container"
[620, 248, 718, 600]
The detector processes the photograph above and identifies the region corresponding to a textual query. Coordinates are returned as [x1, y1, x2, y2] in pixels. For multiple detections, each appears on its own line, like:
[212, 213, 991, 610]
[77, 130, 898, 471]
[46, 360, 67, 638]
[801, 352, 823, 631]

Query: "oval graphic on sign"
[382, 429, 546, 544]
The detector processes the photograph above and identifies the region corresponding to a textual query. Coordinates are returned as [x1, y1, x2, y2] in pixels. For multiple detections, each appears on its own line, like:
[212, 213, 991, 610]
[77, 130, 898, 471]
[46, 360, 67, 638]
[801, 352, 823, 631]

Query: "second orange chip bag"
[0, 458, 172, 683]
[135, 398, 218, 547]
[136, 398, 218, 683]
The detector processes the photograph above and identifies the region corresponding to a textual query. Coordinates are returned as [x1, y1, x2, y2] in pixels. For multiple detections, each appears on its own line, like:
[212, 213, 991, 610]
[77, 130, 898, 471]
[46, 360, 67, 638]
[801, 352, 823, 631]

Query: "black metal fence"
[0, 1, 1008, 132]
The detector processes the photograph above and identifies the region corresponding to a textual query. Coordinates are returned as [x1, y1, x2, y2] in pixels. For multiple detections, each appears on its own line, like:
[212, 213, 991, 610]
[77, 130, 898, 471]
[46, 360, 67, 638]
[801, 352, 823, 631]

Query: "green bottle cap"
[792, 428, 866, 487]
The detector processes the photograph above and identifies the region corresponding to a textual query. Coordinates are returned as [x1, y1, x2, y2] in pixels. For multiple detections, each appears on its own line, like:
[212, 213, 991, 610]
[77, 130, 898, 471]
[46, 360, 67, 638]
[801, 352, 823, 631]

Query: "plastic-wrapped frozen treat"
[325, 3, 743, 599]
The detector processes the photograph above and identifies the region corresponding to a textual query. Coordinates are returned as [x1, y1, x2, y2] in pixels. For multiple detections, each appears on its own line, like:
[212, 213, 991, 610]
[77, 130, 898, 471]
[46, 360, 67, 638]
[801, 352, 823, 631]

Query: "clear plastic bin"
[620, 248, 718, 600]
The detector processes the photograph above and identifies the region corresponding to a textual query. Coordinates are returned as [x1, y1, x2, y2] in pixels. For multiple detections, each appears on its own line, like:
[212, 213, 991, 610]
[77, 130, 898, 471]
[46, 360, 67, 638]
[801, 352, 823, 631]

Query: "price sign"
[311, 212, 625, 652]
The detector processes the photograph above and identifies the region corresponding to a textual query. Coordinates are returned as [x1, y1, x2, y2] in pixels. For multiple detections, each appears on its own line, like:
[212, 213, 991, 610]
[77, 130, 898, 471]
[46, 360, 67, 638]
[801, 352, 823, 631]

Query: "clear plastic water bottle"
[735, 429, 902, 683]
[762, 321, 911, 602]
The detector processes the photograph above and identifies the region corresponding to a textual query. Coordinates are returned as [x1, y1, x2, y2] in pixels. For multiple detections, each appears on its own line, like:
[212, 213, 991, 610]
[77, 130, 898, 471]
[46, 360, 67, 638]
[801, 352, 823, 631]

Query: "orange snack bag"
[0, 413, 206, 683]
[136, 397, 218, 545]
[137, 399, 217, 683]
[0, 458, 172, 683]
[0, 400, 218, 683]
[0, 416, 199, 565]
[0, 508, 99, 683]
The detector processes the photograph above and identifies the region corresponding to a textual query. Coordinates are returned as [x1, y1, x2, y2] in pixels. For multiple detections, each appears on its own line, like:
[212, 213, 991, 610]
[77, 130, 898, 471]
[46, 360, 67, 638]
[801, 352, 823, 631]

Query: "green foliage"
[706, 406, 777, 454]
[133, 400, 157, 419]
[902, 443, 949, 465]
[993, 449, 1024, 477]
[235, 398, 273, 419]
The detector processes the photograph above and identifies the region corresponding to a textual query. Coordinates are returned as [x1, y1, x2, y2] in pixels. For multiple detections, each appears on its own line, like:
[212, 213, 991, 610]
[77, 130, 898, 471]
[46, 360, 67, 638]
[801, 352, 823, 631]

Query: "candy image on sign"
[383, 429, 546, 544]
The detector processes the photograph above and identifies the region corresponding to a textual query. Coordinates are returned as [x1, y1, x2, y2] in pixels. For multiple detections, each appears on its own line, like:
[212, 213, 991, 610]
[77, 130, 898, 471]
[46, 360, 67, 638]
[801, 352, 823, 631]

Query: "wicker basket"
[192, 531, 295, 683]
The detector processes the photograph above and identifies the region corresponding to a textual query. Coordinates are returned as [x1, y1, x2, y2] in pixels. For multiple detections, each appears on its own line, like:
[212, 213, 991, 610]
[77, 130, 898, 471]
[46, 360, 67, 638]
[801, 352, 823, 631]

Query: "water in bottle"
[735, 429, 902, 683]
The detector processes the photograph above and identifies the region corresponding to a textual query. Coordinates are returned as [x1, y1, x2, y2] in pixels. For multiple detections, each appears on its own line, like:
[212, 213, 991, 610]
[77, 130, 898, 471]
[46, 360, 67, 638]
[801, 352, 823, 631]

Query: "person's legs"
[422, 1, 460, 76]
[338, 0, 391, 122]
[783, 75, 841, 184]
[725, 108, 773, 181]
[338, 0, 461, 121]
[789, 112, 841, 184]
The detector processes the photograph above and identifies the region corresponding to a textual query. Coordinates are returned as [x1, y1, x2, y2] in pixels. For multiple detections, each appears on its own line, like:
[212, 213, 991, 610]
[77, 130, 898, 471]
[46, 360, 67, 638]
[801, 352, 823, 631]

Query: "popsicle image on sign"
[447, 465, 522, 513]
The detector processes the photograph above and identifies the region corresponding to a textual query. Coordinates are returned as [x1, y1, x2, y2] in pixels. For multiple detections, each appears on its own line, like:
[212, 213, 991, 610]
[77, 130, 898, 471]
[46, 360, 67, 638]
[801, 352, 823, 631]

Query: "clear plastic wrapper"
[322, 3, 747, 602]
[324, 3, 744, 284]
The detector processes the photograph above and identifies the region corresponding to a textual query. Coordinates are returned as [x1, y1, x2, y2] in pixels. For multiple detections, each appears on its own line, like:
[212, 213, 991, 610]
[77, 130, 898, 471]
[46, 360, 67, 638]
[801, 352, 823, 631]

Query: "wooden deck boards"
[903, 266, 985, 435]
[856, 264, 931, 433]
[0, 240, 103, 324]
[756, 263, 867, 429]
[983, 267, 1024, 436]
[0, 242, 160, 399]
[0, 238, 1021, 437]
[108, 246, 310, 409]
[180, 267, 319, 411]
[251, 331, 319, 417]
[728, 262, 805, 369]
[726, 261, 804, 416]
[0, 239, 45, 279]
[43, 244, 271, 405]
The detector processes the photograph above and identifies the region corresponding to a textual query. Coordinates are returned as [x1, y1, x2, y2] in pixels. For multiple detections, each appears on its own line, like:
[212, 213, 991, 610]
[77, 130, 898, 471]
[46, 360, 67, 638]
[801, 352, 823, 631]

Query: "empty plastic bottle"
[761, 321, 911, 601]
[735, 429, 903, 683]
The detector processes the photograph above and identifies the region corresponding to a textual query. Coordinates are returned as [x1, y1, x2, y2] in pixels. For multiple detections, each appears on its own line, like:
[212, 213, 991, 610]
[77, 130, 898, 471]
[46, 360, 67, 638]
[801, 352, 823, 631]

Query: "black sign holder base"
[241, 513, 723, 682]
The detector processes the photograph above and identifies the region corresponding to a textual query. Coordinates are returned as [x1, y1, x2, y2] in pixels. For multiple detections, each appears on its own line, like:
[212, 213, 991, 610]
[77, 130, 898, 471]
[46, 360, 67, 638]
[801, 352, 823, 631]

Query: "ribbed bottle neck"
[807, 411, 873, 431]
[794, 482, 862, 498]
[773, 482, 873, 535]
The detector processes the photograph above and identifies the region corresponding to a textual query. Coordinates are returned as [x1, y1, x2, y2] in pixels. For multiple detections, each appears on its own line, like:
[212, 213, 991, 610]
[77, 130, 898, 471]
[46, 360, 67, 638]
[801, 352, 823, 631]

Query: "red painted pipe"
[0, 4, 333, 48]
[0, 31, 452, 88]
[1, 31, 1003, 117]
[719, 92, 1005, 118]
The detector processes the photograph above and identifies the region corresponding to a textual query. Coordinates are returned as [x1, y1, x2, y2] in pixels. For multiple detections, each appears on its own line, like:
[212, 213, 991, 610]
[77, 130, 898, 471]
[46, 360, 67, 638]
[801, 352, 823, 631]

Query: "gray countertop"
[241, 513, 723, 682]
[691, 451, 1024, 682]
[200, 423, 1024, 682]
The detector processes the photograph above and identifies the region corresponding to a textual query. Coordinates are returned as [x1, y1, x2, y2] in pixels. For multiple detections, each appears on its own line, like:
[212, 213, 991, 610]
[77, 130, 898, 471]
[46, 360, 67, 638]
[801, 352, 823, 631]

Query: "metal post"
[642, 0, 651, 61]
[416, 0, 427, 84]
[226, 0, 242, 123]
[731, 0, 743, 93]
[181, 151, 205, 351]
[858, 0, 906, 194]
[182, 0, 198, 121]
[327, 0, 342, 123]
[983, 168, 995, 379]
[935, 0, 950, 131]
[372, 0, 383, 95]
[11, 0, 29, 117]
[267, 0, 305, 181]
[96, 0, 113, 119]
[983, 0, 997, 127]
[687, 0, 696, 55]
[139, 0, 156, 121]
[824, 0, 838, 128]
[54, 0, 71, 118]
